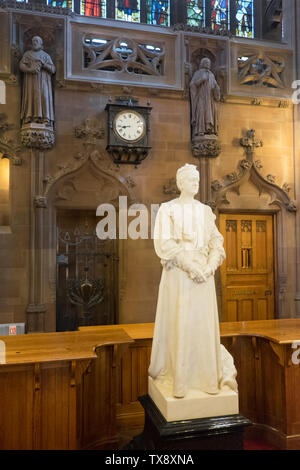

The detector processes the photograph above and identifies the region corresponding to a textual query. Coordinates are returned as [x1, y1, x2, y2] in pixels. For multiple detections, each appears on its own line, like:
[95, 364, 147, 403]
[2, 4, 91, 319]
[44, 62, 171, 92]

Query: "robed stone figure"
[190, 58, 220, 138]
[19, 36, 55, 127]
[148, 164, 237, 398]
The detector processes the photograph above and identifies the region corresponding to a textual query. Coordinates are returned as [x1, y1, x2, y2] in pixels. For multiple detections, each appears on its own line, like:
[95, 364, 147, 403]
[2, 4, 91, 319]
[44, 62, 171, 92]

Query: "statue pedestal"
[148, 376, 239, 422]
[21, 123, 55, 150]
[191, 134, 221, 158]
[125, 395, 251, 451]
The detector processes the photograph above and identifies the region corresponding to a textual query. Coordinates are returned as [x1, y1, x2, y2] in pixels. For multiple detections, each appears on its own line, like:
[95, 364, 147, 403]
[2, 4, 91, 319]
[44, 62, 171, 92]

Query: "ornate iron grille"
[56, 213, 118, 331]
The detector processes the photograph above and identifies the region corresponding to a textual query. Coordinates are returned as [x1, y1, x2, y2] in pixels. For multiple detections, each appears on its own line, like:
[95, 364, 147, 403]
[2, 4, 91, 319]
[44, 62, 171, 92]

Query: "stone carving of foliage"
[210, 129, 296, 213]
[266, 174, 276, 184]
[282, 183, 291, 194]
[74, 118, 105, 143]
[83, 37, 165, 76]
[173, 23, 232, 37]
[0, 114, 22, 164]
[163, 178, 180, 196]
[238, 54, 285, 88]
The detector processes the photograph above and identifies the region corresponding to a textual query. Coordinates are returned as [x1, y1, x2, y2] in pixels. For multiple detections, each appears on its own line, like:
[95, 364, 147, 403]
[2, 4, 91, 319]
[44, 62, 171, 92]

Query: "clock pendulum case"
[105, 98, 152, 166]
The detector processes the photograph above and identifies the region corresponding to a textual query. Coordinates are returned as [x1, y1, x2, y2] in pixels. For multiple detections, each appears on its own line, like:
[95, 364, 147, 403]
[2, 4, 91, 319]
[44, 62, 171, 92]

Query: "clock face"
[113, 110, 146, 143]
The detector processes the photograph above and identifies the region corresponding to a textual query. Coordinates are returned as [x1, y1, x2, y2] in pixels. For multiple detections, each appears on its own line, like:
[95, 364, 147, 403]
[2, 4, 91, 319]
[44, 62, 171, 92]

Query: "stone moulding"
[210, 130, 296, 213]
[0, 114, 22, 164]
[211, 158, 296, 213]
[173, 23, 232, 38]
[34, 196, 48, 209]
[43, 148, 136, 204]
[192, 137, 221, 159]
[21, 125, 55, 150]
[74, 118, 105, 144]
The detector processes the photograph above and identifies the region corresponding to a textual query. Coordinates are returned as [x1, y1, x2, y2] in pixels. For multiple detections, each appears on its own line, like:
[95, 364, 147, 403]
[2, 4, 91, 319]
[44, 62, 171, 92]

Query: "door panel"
[219, 214, 275, 322]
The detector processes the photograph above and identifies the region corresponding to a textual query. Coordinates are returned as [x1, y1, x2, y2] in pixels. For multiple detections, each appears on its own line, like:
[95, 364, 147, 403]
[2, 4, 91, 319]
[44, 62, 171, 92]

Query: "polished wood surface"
[0, 328, 133, 450]
[0, 328, 133, 365]
[219, 214, 275, 322]
[81, 319, 300, 344]
[221, 318, 300, 344]
[2, 320, 300, 449]
[80, 323, 155, 340]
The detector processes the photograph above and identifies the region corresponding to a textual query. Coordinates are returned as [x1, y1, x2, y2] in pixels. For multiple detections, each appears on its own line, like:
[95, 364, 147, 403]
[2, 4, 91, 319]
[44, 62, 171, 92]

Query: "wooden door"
[219, 214, 275, 322]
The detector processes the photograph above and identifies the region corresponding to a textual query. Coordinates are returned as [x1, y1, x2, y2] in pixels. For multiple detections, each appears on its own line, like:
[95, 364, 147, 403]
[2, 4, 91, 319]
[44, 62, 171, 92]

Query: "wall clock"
[106, 98, 152, 166]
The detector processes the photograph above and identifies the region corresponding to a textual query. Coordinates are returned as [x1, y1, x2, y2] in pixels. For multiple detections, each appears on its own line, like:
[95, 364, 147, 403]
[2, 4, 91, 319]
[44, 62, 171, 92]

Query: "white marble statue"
[149, 164, 237, 399]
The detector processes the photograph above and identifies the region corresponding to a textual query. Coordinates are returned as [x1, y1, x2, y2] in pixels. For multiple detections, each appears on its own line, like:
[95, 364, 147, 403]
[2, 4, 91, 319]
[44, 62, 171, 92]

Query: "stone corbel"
[21, 124, 55, 150]
[34, 196, 48, 209]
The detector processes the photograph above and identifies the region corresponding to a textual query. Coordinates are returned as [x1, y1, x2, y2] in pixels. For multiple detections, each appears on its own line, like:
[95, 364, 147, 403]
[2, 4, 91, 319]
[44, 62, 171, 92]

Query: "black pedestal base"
[125, 395, 252, 450]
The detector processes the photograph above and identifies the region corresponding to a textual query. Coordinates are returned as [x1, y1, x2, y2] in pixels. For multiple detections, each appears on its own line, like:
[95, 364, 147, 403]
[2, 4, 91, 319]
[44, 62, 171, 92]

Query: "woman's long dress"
[148, 199, 237, 397]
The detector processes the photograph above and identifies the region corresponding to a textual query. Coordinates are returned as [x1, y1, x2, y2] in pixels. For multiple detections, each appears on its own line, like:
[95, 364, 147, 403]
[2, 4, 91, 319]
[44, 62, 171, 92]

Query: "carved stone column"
[26, 149, 47, 332]
[294, 0, 300, 316]
[198, 158, 211, 205]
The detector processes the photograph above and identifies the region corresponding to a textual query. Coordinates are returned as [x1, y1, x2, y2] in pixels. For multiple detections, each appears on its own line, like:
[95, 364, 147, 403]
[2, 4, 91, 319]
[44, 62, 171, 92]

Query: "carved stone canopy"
[43, 148, 136, 208]
[210, 130, 296, 213]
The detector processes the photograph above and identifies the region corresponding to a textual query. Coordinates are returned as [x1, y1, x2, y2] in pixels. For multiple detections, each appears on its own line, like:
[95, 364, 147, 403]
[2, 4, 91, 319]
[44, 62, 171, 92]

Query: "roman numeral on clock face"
[114, 111, 145, 142]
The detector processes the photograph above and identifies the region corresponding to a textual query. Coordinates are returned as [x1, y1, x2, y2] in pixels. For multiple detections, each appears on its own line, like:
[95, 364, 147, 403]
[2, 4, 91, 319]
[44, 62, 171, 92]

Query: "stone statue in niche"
[19, 36, 55, 149]
[190, 58, 221, 158]
[148, 164, 238, 421]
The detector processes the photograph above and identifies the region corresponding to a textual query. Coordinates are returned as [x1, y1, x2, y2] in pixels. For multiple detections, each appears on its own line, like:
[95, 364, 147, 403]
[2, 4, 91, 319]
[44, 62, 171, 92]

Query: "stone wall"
[0, 7, 298, 330]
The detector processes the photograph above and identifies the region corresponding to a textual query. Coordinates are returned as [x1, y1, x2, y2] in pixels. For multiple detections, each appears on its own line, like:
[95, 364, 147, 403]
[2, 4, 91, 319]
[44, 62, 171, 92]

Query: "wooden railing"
[1, 320, 300, 449]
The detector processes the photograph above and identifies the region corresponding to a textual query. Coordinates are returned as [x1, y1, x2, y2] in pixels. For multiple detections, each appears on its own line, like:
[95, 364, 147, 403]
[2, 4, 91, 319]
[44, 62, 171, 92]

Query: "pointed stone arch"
[44, 149, 136, 207]
[210, 157, 296, 213]
[28, 149, 137, 331]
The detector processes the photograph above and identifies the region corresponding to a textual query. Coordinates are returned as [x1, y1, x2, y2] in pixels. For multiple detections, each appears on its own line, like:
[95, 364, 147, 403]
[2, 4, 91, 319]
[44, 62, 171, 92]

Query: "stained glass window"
[47, 0, 73, 8]
[211, 0, 229, 30]
[116, 0, 141, 22]
[146, 1, 170, 27]
[235, 0, 254, 37]
[80, 0, 106, 17]
[187, 0, 205, 27]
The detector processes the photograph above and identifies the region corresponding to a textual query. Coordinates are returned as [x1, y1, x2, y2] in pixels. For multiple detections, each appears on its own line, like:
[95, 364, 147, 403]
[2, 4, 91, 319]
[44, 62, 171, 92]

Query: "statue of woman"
[190, 58, 220, 138]
[19, 36, 55, 127]
[149, 164, 237, 398]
